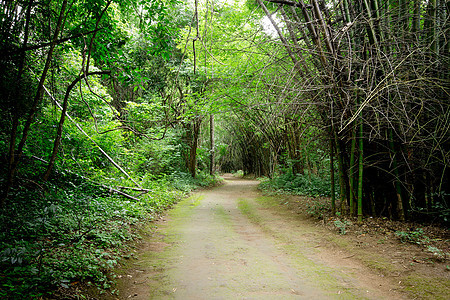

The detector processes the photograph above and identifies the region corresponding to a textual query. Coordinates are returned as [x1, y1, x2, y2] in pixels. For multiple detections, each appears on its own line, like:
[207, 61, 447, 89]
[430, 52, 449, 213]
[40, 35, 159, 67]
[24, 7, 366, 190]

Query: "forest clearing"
[1, 0, 449, 298]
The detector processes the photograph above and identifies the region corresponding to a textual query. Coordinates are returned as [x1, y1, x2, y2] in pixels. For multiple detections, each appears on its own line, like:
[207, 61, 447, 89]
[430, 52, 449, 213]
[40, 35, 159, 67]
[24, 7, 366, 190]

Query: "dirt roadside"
[114, 175, 449, 299]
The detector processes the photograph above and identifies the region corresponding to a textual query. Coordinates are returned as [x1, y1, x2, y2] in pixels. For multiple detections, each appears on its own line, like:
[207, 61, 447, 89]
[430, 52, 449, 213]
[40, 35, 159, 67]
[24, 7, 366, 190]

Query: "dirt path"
[117, 175, 406, 299]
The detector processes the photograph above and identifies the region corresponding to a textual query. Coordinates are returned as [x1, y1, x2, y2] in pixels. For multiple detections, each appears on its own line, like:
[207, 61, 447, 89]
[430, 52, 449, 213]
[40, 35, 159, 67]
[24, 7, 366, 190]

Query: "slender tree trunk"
[412, 0, 421, 34]
[443, 0, 450, 60]
[428, 0, 438, 54]
[189, 119, 201, 178]
[357, 117, 364, 222]
[2, 0, 34, 206]
[209, 114, 215, 176]
[363, 0, 379, 46]
[43, 71, 110, 181]
[330, 137, 336, 215]
[349, 125, 357, 216]
[388, 128, 405, 220]
[256, 0, 300, 68]
[342, 0, 352, 23]
[334, 133, 347, 211]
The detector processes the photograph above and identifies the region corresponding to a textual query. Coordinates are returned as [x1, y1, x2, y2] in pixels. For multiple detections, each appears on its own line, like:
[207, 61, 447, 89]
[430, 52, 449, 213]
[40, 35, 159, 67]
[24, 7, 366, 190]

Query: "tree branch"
[263, 0, 307, 8]
[1, 28, 103, 57]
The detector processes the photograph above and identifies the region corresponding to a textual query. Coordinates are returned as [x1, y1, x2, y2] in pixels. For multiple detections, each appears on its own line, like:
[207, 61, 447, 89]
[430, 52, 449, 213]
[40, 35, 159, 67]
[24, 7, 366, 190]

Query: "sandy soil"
[114, 175, 428, 299]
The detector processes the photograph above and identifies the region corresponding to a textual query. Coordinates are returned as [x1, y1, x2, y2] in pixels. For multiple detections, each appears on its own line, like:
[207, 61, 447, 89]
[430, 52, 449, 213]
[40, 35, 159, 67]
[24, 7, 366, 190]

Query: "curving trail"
[118, 175, 405, 299]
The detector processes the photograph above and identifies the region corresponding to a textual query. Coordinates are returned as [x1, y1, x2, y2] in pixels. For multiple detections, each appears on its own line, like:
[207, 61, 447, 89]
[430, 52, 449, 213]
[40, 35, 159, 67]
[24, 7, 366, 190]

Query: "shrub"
[232, 170, 244, 178]
[259, 172, 333, 198]
[395, 228, 430, 245]
[0, 174, 181, 298]
[333, 219, 352, 235]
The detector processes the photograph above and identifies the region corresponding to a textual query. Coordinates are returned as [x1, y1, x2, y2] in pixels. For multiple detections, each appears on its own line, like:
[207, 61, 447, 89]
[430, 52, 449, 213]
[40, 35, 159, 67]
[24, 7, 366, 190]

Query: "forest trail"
[117, 175, 405, 299]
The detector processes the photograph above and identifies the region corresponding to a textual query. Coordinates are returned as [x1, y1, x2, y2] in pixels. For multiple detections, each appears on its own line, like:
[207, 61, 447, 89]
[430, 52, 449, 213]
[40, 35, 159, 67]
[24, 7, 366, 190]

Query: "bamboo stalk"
[31, 156, 146, 200]
[389, 128, 405, 220]
[330, 137, 336, 215]
[357, 113, 364, 222]
[334, 133, 348, 210]
[349, 125, 357, 216]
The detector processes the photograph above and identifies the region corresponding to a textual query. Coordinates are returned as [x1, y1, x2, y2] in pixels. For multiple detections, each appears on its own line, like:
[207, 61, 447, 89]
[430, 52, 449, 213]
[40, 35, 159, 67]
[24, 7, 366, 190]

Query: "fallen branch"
[106, 186, 141, 201]
[29, 156, 147, 201]
[117, 186, 152, 192]
[1, 28, 103, 57]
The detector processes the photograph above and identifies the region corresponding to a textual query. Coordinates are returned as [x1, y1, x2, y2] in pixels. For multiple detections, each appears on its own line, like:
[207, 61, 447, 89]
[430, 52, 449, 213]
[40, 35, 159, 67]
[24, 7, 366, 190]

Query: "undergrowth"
[258, 171, 333, 198]
[395, 228, 450, 261]
[231, 170, 244, 178]
[0, 168, 220, 298]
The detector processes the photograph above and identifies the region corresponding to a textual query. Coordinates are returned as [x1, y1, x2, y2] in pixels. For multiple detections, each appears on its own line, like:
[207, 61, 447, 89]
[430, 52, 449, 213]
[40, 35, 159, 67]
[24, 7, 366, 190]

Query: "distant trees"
[197, 0, 449, 222]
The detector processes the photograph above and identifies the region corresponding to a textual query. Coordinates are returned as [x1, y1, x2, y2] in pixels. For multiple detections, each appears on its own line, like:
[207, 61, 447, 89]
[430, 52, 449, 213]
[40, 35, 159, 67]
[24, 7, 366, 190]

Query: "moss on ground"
[402, 275, 450, 300]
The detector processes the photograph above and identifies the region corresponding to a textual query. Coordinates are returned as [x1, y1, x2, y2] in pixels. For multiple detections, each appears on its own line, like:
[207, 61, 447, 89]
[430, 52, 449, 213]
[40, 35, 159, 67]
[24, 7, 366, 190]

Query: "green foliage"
[395, 229, 449, 262]
[431, 196, 450, 224]
[395, 228, 430, 245]
[0, 170, 184, 298]
[333, 219, 352, 235]
[259, 171, 333, 198]
[3, 0, 446, 296]
[305, 200, 331, 219]
[258, 171, 333, 219]
[426, 246, 448, 261]
[0, 0, 223, 297]
[232, 170, 244, 178]
[167, 171, 222, 192]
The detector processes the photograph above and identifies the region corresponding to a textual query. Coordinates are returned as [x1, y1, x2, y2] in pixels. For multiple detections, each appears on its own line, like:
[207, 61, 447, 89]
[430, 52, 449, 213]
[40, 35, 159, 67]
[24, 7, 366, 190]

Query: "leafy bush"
[232, 170, 244, 178]
[395, 228, 430, 245]
[0, 173, 182, 298]
[305, 199, 330, 219]
[426, 246, 448, 261]
[395, 228, 449, 261]
[333, 219, 352, 235]
[167, 171, 222, 192]
[259, 171, 333, 197]
[432, 195, 450, 224]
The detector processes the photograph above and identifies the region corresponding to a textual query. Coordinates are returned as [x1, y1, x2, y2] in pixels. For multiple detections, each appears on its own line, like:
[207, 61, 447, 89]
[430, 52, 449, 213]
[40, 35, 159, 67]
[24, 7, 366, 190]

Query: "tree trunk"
[349, 125, 357, 216]
[43, 71, 110, 181]
[209, 114, 215, 176]
[334, 133, 348, 211]
[427, 0, 438, 54]
[388, 128, 405, 220]
[42, 84, 141, 188]
[330, 137, 336, 215]
[188, 119, 201, 178]
[357, 114, 364, 222]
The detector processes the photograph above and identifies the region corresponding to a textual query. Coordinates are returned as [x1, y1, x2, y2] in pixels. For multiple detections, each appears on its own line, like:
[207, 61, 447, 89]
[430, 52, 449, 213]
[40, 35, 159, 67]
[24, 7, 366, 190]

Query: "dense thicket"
[251, 0, 450, 222]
